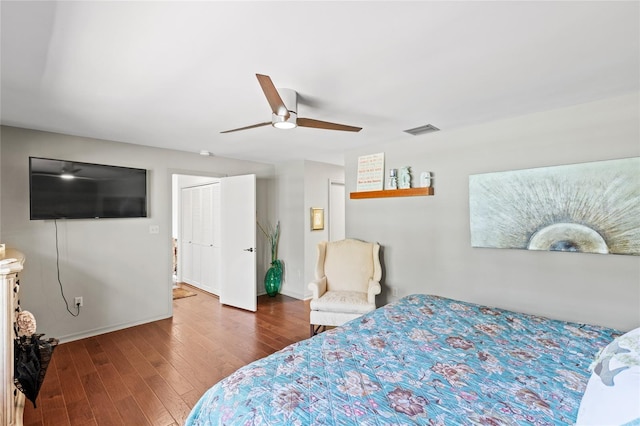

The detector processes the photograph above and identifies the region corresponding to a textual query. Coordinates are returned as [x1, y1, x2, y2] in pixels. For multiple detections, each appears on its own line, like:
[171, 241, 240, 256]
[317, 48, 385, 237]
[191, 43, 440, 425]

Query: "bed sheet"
[186, 294, 618, 425]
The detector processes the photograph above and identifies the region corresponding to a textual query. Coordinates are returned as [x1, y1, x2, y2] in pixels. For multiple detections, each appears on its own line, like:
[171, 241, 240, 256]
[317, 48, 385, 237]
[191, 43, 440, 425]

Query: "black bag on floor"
[14, 334, 59, 408]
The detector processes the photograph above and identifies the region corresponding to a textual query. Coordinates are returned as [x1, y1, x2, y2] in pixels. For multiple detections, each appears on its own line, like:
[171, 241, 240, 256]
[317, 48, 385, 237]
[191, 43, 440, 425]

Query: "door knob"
[243, 247, 255, 252]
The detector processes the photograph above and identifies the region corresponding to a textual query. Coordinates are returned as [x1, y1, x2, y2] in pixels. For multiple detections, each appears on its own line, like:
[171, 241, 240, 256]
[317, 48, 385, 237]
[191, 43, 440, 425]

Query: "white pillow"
[576, 327, 640, 425]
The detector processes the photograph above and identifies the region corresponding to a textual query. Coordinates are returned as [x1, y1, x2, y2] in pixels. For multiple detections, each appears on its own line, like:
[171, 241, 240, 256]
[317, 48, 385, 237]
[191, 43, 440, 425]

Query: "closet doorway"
[174, 175, 221, 295]
[172, 173, 257, 312]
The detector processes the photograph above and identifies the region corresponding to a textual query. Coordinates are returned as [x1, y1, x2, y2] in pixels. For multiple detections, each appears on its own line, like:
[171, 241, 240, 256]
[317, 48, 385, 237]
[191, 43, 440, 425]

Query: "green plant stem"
[258, 220, 280, 263]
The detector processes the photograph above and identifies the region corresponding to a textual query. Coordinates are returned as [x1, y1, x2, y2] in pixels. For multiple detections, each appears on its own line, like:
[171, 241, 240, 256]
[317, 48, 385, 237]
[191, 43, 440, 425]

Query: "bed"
[186, 294, 635, 425]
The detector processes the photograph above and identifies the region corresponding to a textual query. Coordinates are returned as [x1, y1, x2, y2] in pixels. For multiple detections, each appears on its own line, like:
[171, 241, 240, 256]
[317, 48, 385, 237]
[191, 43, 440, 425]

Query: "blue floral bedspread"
[186, 294, 618, 425]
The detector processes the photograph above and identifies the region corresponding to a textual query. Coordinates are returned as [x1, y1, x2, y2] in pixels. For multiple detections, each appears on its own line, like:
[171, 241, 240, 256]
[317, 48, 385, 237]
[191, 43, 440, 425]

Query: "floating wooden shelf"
[350, 187, 434, 199]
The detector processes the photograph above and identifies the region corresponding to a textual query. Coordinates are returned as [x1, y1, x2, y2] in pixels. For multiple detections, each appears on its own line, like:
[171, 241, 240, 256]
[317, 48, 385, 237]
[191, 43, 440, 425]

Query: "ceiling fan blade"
[256, 74, 290, 119]
[297, 117, 362, 132]
[220, 122, 272, 134]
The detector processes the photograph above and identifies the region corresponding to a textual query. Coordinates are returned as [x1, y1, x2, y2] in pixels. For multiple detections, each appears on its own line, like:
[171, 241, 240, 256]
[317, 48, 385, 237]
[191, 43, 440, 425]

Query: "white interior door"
[180, 187, 194, 283]
[329, 180, 346, 241]
[197, 184, 216, 294]
[220, 174, 257, 312]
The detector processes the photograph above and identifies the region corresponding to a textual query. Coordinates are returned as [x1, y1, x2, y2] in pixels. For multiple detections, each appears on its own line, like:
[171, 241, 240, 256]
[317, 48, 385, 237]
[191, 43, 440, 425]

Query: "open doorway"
[171, 172, 258, 312]
[172, 174, 221, 295]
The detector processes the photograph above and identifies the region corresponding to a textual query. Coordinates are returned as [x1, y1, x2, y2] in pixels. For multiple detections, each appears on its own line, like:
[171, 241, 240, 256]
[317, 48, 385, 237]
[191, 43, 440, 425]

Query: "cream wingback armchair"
[308, 239, 382, 336]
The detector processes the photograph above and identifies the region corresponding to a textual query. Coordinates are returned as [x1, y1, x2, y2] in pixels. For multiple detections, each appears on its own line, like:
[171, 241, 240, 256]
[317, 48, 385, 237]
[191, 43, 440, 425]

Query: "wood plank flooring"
[22, 286, 311, 425]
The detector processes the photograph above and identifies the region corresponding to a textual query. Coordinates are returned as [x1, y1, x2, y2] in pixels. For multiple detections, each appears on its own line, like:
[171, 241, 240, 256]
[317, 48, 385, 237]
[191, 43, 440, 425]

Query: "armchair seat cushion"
[310, 291, 375, 314]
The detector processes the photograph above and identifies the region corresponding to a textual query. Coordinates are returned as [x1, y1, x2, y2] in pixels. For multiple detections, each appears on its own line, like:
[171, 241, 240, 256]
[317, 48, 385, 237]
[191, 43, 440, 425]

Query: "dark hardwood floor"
[22, 285, 311, 425]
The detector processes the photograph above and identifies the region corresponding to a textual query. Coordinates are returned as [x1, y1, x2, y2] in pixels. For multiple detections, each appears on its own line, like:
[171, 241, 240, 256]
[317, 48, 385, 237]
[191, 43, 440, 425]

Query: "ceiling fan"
[221, 74, 362, 134]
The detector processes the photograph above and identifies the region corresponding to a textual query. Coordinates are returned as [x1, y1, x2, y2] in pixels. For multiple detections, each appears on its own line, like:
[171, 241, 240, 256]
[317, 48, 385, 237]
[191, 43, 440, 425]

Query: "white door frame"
[170, 171, 225, 313]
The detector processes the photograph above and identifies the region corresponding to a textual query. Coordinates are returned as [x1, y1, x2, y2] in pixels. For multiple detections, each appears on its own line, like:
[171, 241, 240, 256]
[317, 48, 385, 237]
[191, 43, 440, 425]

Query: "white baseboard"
[56, 313, 173, 344]
[278, 288, 304, 300]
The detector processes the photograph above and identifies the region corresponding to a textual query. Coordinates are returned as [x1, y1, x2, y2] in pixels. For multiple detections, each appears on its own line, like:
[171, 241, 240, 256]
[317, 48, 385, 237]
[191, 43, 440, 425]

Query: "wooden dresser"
[1, 248, 25, 426]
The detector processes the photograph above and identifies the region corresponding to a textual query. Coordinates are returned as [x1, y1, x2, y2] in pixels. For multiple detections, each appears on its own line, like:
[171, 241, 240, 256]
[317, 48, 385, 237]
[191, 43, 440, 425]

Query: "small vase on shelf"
[388, 168, 398, 189]
[398, 166, 412, 189]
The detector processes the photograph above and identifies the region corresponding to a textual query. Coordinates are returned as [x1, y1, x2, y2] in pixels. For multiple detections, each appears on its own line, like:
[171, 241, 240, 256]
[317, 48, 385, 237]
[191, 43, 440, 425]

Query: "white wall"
[303, 161, 345, 298]
[273, 160, 344, 299]
[0, 126, 274, 342]
[0, 136, 2, 238]
[345, 93, 640, 331]
[328, 181, 346, 242]
[273, 161, 305, 299]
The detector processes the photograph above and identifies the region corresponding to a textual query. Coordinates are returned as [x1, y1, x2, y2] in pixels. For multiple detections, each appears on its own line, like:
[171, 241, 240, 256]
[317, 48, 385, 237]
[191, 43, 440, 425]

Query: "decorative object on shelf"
[398, 166, 412, 189]
[311, 208, 324, 231]
[388, 169, 398, 189]
[258, 220, 283, 296]
[356, 152, 385, 191]
[419, 171, 432, 188]
[469, 156, 640, 256]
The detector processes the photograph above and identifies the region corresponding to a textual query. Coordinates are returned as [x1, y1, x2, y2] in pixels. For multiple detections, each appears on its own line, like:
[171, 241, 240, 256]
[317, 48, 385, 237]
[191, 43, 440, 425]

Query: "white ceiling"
[1, 1, 638, 166]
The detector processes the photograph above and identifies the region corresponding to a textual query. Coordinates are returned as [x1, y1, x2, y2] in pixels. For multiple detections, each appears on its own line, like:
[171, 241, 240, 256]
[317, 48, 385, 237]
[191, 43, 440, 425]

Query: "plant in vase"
[258, 220, 283, 296]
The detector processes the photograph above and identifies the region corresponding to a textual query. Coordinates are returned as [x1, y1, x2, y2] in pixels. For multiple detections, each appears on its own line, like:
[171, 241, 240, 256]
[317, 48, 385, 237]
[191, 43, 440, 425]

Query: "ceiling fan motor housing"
[272, 111, 297, 129]
[272, 88, 298, 129]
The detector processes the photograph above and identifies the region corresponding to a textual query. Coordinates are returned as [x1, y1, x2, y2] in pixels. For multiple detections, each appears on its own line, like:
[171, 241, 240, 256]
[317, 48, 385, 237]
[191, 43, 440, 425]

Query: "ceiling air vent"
[403, 124, 440, 136]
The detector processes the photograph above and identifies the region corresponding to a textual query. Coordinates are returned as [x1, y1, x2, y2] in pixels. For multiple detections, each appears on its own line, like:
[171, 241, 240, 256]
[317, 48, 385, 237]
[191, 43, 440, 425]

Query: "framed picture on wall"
[311, 208, 324, 231]
[356, 152, 385, 192]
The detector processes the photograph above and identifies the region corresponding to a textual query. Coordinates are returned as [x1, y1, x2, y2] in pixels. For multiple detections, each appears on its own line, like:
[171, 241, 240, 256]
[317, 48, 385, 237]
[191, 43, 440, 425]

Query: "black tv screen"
[29, 157, 148, 220]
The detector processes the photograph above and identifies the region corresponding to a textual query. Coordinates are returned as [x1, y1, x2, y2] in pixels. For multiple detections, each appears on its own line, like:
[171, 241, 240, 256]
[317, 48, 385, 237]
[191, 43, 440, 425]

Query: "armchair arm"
[308, 276, 327, 300]
[367, 280, 382, 304]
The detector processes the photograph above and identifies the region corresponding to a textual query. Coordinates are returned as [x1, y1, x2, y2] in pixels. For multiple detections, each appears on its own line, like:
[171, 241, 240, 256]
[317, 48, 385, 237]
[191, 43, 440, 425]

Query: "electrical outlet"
[74, 296, 83, 307]
[390, 287, 398, 297]
[149, 225, 160, 234]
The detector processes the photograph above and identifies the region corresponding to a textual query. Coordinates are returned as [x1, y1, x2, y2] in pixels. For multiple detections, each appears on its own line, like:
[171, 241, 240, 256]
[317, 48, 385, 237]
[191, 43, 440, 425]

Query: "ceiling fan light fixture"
[273, 121, 296, 130]
[272, 111, 297, 130]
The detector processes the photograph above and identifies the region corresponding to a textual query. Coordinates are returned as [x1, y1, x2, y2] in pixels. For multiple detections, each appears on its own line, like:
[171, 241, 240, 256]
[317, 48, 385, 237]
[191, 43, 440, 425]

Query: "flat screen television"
[29, 157, 148, 220]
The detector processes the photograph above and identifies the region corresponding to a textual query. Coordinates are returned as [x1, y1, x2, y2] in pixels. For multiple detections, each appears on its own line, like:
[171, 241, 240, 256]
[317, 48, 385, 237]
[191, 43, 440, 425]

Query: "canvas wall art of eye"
[469, 157, 640, 256]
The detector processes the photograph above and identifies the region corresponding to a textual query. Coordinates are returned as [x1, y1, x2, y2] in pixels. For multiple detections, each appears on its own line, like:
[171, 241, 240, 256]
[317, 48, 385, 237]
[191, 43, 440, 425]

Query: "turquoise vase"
[264, 260, 283, 297]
